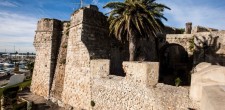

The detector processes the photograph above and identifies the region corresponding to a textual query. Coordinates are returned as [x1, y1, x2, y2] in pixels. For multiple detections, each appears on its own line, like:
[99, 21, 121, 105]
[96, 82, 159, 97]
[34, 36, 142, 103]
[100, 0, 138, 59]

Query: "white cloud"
[158, 0, 225, 30]
[92, 0, 99, 5]
[0, 1, 19, 7]
[0, 11, 37, 52]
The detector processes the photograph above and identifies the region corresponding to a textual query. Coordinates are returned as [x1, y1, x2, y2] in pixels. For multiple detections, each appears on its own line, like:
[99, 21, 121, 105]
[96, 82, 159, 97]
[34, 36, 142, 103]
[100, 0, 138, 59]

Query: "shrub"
[13, 101, 27, 110]
[175, 77, 182, 87]
[62, 45, 67, 48]
[60, 59, 66, 64]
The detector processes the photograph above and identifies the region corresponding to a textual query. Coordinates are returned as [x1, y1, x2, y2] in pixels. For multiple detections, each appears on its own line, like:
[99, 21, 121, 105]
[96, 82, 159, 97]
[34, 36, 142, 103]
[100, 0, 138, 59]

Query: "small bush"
[62, 45, 67, 48]
[3, 86, 19, 98]
[0, 80, 31, 97]
[13, 101, 27, 110]
[189, 38, 194, 52]
[60, 59, 66, 64]
[175, 77, 182, 87]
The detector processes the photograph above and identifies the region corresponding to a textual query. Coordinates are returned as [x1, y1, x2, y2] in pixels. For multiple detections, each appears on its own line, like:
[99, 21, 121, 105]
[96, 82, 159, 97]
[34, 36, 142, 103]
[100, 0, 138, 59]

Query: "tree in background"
[104, 0, 170, 61]
[27, 61, 34, 74]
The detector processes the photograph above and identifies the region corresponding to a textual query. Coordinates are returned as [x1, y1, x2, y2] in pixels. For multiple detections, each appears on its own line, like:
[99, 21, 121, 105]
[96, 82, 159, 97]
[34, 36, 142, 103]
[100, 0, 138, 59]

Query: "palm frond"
[104, 0, 170, 41]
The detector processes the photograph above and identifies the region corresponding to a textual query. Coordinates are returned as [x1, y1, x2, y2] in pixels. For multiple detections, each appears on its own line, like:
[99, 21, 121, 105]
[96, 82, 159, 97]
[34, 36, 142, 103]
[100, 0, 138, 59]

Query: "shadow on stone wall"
[110, 37, 128, 76]
[109, 37, 158, 76]
[194, 34, 224, 65]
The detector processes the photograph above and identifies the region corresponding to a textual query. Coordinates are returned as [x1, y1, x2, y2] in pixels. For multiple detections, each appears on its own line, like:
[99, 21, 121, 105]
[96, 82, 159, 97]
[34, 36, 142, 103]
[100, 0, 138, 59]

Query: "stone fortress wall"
[159, 23, 225, 66]
[50, 21, 70, 102]
[61, 6, 110, 109]
[31, 5, 225, 110]
[90, 60, 198, 110]
[31, 18, 62, 98]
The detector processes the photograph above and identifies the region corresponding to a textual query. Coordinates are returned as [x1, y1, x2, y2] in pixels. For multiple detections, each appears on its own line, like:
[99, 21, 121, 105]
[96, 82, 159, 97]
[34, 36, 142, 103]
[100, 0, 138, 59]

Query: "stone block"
[123, 62, 159, 86]
[194, 62, 212, 72]
[190, 63, 225, 101]
[91, 59, 110, 78]
[201, 85, 225, 110]
[36, 18, 61, 32]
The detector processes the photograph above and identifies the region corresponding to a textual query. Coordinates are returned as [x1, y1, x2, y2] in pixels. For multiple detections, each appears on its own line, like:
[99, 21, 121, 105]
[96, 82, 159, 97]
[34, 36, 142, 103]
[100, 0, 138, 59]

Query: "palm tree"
[104, 0, 170, 61]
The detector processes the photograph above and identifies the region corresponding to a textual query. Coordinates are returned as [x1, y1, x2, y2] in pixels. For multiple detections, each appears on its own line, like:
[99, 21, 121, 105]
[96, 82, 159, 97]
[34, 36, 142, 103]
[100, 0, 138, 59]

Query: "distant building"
[1, 52, 36, 59]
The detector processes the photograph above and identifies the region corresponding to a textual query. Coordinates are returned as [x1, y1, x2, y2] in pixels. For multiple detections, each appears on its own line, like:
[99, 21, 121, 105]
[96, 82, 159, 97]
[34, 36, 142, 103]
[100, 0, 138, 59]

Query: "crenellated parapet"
[33, 18, 62, 50]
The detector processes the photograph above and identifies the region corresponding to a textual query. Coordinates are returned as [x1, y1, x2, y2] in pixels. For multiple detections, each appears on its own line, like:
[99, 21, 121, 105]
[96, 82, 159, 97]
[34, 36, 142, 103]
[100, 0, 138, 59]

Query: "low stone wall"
[91, 60, 198, 110]
[192, 26, 219, 33]
[91, 60, 110, 78]
[123, 62, 159, 87]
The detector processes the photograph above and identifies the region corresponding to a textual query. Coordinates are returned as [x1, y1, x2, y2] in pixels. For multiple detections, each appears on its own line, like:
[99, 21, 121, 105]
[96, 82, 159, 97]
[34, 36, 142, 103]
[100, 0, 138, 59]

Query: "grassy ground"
[0, 79, 31, 110]
[0, 79, 31, 97]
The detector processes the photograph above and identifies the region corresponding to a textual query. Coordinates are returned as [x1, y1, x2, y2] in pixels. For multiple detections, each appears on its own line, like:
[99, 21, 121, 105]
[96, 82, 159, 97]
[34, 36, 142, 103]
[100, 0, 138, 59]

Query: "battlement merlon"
[33, 19, 63, 49]
[36, 18, 62, 32]
[70, 5, 108, 29]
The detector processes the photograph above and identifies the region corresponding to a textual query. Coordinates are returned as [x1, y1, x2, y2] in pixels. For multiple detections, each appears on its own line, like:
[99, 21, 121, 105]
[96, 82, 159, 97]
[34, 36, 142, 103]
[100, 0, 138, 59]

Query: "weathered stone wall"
[190, 62, 225, 102]
[158, 31, 225, 65]
[159, 34, 194, 55]
[123, 62, 159, 86]
[91, 61, 199, 110]
[201, 85, 225, 110]
[61, 6, 110, 109]
[50, 21, 70, 103]
[30, 5, 225, 110]
[31, 18, 62, 98]
[192, 26, 219, 33]
[193, 31, 225, 65]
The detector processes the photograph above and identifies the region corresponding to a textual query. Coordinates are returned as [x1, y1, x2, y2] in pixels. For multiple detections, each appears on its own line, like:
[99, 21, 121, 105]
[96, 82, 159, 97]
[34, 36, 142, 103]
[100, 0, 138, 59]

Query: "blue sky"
[0, 0, 225, 53]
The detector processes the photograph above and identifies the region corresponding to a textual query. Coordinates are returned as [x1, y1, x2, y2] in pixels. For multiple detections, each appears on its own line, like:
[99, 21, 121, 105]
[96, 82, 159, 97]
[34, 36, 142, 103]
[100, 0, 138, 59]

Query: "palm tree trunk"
[129, 34, 136, 61]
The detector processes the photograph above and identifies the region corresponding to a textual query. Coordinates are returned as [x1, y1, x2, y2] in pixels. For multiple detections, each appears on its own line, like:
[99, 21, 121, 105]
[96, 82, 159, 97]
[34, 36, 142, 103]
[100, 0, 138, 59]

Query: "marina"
[0, 53, 35, 87]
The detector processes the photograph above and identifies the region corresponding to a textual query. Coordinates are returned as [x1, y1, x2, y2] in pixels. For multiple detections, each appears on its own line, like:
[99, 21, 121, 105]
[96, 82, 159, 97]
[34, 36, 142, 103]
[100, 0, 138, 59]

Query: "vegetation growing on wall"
[27, 61, 35, 74]
[62, 44, 67, 48]
[189, 38, 194, 52]
[60, 59, 66, 64]
[65, 23, 70, 36]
